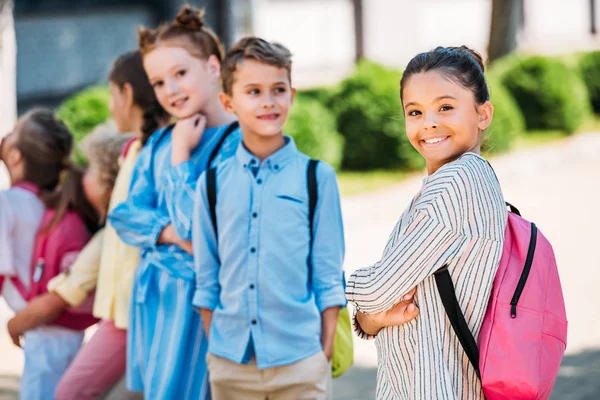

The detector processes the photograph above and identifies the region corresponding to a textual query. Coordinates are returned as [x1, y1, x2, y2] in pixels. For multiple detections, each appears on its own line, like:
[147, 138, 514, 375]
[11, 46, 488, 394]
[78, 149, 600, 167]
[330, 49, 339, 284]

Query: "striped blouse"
[346, 153, 508, 400]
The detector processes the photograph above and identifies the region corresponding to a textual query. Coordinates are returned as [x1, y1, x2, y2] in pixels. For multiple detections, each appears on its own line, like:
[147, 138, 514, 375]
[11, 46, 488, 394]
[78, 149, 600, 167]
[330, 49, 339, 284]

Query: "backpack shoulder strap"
[206, 167, 218, 239]
[434, 266, 481, 378]
[207, 121, 240, 168]
[307, 159, 319, 283]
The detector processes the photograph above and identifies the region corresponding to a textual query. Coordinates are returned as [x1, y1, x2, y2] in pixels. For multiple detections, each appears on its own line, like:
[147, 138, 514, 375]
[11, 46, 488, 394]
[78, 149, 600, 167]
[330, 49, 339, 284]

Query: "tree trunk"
[0, 0, 16, 188]
[488, 0, 523, 63]
[353, 0, 364, 62]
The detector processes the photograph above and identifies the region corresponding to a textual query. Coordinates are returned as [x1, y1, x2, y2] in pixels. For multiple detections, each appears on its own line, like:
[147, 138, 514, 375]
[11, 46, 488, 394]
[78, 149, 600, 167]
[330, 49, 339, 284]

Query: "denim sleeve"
[311, 162, 347, 313]
[191, 170, 221, 311]
[108, 143, 170, 250]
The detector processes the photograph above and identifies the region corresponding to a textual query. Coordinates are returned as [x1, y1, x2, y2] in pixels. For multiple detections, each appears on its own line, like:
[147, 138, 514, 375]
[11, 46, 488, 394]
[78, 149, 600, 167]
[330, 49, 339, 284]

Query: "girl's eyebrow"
[404, 95, 457, 108]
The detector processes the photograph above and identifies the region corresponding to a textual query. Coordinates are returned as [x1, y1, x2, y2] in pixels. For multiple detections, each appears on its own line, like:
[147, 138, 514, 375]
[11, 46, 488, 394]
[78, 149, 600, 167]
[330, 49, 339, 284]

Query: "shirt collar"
[235, 136, 298, 172]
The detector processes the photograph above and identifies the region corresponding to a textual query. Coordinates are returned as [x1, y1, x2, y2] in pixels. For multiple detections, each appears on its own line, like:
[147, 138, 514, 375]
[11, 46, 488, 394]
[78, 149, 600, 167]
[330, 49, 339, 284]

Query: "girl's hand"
[157, 224, 193, 255]
[171, 114, 207, 166]
[356, 288, 419, 336]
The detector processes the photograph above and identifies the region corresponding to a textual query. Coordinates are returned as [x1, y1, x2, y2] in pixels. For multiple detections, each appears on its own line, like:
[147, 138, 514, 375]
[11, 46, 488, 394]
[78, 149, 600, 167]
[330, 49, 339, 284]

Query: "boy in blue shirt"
[192, 37, 346, 400]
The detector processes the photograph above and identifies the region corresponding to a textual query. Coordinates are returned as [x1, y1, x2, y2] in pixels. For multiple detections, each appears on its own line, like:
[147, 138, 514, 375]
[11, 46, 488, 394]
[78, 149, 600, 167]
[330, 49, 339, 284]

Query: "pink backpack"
[435, 203, 567, 399]
[0, 183, 99, 331]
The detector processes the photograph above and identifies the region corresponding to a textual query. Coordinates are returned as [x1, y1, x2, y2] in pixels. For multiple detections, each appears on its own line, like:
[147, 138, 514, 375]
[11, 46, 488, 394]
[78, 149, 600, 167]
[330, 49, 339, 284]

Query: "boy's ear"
[219, 92, 236, 115]
[290, 87, 297, 104]
[478, 101, 494, 131]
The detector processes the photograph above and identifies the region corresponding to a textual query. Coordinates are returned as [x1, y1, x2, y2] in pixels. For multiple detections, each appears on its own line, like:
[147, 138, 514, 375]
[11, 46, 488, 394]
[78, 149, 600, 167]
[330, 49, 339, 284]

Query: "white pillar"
[0, 0, 16, 189]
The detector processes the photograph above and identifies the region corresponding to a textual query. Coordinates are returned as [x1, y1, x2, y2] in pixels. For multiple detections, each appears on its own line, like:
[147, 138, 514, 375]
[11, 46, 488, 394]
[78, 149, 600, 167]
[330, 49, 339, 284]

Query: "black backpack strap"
[434, 265, 481, 379]
[204, 121, 239, 241]
[307, 159, 319, 284]
[207, 121, 240, 167]
[206, 167, 218, 239]
[506, 202, 521, 216]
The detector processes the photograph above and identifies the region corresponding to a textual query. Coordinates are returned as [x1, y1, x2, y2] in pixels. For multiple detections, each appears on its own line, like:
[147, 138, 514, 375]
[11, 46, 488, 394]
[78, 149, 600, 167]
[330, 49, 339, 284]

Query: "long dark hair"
[16, 108, 99, 233]
[400, 46, 489, 106]
[108, 51, 169, 145]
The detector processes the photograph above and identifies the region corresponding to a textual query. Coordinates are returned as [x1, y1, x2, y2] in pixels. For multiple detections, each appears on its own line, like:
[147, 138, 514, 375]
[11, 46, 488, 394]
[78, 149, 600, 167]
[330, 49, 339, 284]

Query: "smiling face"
[402, 70, 493, 174]
[143, 45, 220, 119]
[220, 59, 295, 140]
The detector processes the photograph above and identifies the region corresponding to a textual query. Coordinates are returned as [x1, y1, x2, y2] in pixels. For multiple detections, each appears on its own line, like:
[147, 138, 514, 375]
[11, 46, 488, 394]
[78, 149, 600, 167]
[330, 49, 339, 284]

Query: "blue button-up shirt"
[192, 137, 346, 369]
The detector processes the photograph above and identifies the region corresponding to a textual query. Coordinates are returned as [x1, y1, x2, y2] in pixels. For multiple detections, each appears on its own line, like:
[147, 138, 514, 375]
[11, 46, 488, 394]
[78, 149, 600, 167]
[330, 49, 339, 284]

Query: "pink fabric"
[478, 212, 568, 399]
[55, 320, 127, 400]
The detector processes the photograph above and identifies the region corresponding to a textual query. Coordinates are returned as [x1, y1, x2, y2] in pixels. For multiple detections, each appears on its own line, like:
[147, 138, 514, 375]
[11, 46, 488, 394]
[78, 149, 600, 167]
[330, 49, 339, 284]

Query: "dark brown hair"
[138, 5, 224, 62]
[221, 36, 292, 95]
[400, 46, 489, 106]
[16, 108, 99, 233]
[108, 51, 169, 145]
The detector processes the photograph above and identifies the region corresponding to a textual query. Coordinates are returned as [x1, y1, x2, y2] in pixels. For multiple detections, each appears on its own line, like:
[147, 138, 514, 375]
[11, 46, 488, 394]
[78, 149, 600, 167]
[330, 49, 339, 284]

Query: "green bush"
[56, 86, 111, 165]
[501, 56, 590, 134]
[578, 50, 600, 114]
[297, 87, 334, 105]
[484, 77, 525, 154]
[329, 61, 423, 171]
[285, 95, 344, 169]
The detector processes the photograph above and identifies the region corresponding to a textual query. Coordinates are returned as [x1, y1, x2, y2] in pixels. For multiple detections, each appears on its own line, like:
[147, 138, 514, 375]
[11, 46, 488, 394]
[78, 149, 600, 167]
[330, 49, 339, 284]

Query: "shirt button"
[250, 159, 257, 165]
[249, 284, 255, 289]
[257, 179, 262, 184]
[250, 247, 256, 253]
[251, 319, 257, 325]
[252, 212, 258, 218]
[274, 164, 279, 170]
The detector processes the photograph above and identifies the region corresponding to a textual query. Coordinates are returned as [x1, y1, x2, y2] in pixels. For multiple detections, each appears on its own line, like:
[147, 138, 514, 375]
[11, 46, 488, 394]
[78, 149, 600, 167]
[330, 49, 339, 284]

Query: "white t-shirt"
[0, 186, 45, 312]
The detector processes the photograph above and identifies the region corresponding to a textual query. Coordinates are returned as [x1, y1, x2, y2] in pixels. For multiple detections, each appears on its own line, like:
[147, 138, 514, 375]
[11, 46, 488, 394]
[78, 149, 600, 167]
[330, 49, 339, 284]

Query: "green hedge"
[501, 56, 590, 134]
[329, 61, 423, 171]
[484, 77, 525, 154]
[579, 50, 600, 114]
[56, 86, 111, 165]
[285, 95, 344, 169]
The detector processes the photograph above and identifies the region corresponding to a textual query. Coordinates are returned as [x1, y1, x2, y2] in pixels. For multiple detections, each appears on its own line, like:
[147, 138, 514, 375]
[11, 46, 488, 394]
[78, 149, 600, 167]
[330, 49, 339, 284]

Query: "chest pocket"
[272, 191, 308, 225]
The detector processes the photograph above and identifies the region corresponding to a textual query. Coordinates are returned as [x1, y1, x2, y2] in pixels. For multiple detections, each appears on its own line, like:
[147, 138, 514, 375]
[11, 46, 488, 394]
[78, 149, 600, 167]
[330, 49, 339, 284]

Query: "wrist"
[171, 146, 191, 166]
[356, 310, 382, 336]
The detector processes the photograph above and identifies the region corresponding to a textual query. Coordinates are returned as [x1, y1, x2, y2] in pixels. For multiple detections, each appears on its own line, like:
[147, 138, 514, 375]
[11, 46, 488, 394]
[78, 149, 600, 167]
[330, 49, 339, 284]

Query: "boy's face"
[220, 60, 295, 139]
[144, 46, 220, 120]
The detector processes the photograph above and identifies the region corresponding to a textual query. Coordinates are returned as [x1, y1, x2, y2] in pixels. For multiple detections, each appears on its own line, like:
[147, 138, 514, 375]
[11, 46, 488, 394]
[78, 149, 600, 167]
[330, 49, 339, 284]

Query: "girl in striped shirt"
[346, 46, 508, 399]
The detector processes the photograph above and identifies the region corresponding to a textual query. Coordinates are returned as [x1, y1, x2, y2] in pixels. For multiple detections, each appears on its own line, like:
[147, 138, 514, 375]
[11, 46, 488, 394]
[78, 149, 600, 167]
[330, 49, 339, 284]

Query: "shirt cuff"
[152, 215, 171, 246]
[164, 160, 196, 188]
[192, 288, 219, 311]
[47, 274, 88, 307]
[351, 307, 377, 341]
[315, 284, 347, 313]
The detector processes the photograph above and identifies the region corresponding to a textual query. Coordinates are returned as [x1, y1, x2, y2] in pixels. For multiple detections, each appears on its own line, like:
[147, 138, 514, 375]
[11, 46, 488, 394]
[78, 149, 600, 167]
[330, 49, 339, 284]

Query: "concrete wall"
[251, 0, 356, 88]
[1, 1, 16, 189]
[364, 0, 491, 69]
[363, 0, 600, 70]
